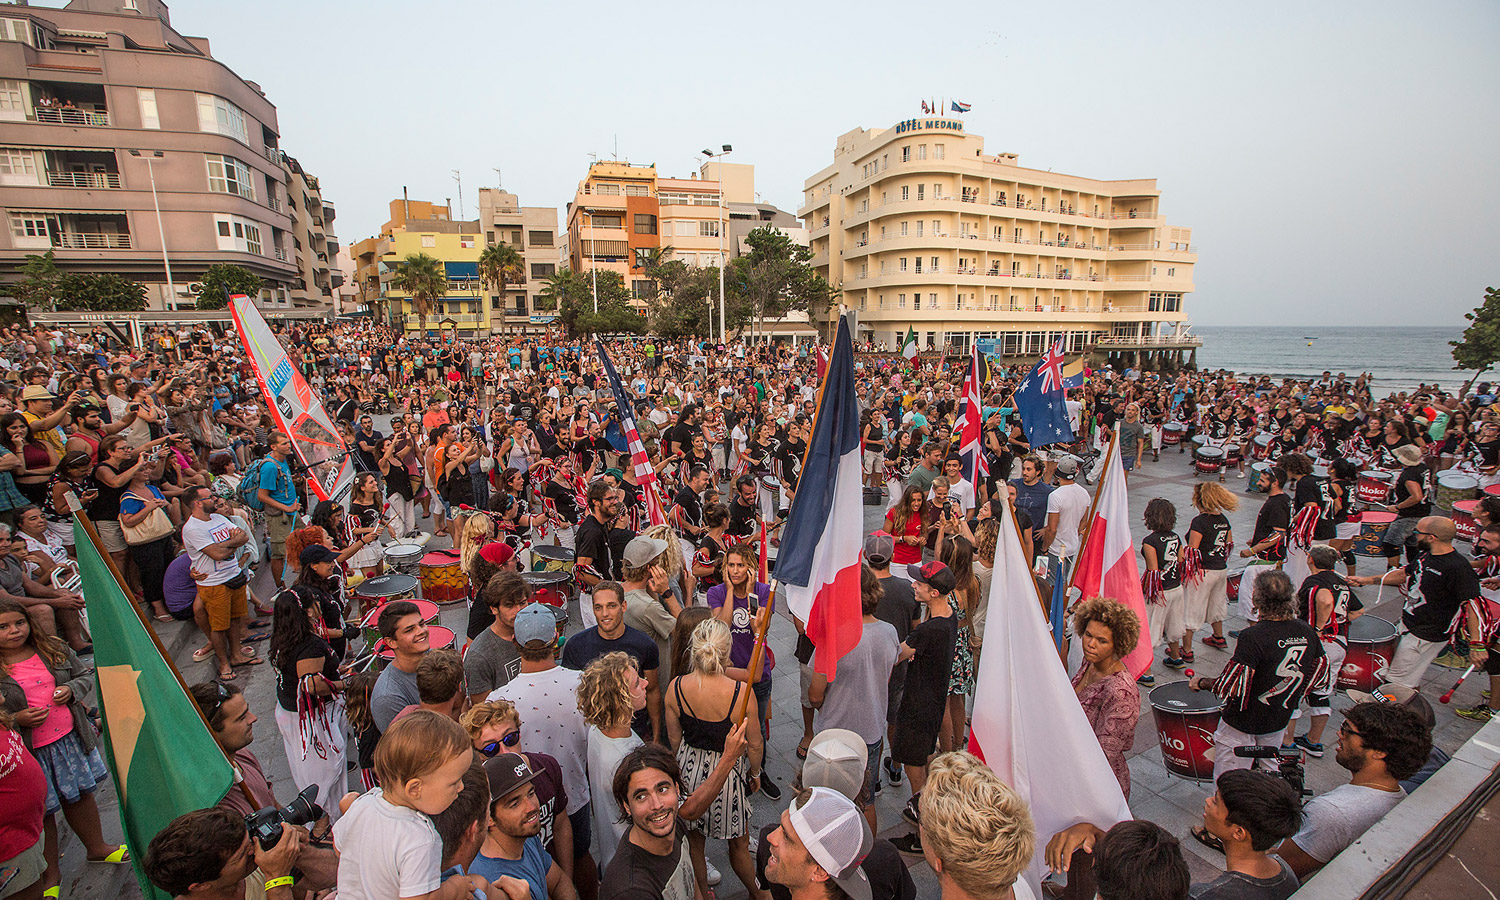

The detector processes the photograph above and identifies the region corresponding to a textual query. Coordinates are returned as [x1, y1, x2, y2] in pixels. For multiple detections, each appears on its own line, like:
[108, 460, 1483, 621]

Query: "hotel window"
[881, 192, 887, 204]
[929, 293, 938, 307]
[900, 222, 908, 236]
[914, 294, 921, 310]
[1167, 267, 1175, 276]
[934, 144, 945, 160]
[206, 154, 256, 200]
[859, 263, 867, 278]
[898, 294, 906, 308]
[901, 146, 910, 162]
[916, 185, 924, 200]
[8, 211, 47, 239]
[916, 222, 923, 237]
[901, 186, 909, 201]
[914, 258, 923, 274]
[633, 214, 656, 234]
[699, 221, 719, 237]
[992, 226, 1002, 240]
[859, 199, 868, 212]
[0, 19, 32, 44]
[988, 294, 998, 310]
[214, 215, 263, 255]
[0, 80, 23, 117]
[1013, 227, 1022, 242]
[675, 220, 695, 236]
[933, 184, 942, 199]
[196, 93, 249, 144]
[138, 89, 159, 129]
[917, 145, 926, 160]
[899, 257, 907, 272]
[930, 257, 939, 270]
[1012, 261, 1020, 276]
[880, 226, 887, 238]
[932, 220, 940, 235]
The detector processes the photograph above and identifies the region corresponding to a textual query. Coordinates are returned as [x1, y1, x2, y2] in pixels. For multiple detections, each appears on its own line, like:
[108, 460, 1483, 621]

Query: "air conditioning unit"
[187, 282, 203, 295]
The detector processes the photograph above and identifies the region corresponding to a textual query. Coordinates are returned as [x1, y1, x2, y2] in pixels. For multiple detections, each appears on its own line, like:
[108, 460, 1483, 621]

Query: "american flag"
[594, 340, 667, 527]
[955, 342, 989, 484]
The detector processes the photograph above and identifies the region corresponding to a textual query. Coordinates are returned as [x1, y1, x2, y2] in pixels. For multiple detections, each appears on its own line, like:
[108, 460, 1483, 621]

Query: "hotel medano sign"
[892, 118, 965, 134]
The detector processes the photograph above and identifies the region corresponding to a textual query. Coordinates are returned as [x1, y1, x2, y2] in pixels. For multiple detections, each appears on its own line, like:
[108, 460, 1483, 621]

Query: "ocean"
[1192, 326, 1473, 398]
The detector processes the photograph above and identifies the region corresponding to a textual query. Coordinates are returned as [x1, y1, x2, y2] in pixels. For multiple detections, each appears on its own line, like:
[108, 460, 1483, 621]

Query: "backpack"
[239, 456, 287, 511]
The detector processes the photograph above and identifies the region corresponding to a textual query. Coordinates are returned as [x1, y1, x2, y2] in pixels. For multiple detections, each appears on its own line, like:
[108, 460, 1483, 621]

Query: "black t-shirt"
[1250, 494, 1291, 562]
[575, 516, 614, 579]
[1142, 530, 1183, 590]
[1220, 618, 1325, 735]
[601, 820, 694, 900]
[664, 423, 695, 458]
[1402, 550, 1480, 642]
[544, 480, 582, 524]
[727, 495, 759, 541]
[673, 485, 703, 532]
[694, 533, 726, 594]
[273, 635, 338, 712]
[1292, 475, 1337, 540]
[755, 823, 917, 900]
[897, 612, 957, 733]
[1189, 513, 1233, 570]
[1393, 464, 1430, 519]
[560, 625, 659, 740]
[1297, 570, 1361, 641]
[777, 438, 807, 490]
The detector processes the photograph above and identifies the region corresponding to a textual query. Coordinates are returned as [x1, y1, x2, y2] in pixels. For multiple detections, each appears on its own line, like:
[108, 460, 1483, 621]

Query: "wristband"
[264, 876, 295, 890]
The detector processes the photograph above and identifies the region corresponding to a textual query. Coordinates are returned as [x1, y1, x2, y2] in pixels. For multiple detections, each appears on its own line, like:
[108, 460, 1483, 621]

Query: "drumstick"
[1439, 665, 1477, 704]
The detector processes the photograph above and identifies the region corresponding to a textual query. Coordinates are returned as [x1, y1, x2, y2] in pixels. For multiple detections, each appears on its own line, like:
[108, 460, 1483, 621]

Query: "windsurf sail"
[230, 295, 353, 504]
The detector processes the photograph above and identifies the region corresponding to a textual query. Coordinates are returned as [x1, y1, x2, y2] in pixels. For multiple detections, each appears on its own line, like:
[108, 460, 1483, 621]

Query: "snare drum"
[1436, 472, 1479, 511]
[1353, 510, 1397, 556]
[1253, 433, 1272, 459]
[1356, 470, 1395, 505]
[353, 573, 420, 606]
[523, 570, 573, 609]
[1486, 483, 1500, 500]
[1194, 445, 1224, 475]
[384, 542, 426, 576]
[1248, 461, 1271, 492]
[531, 544, 575, 577]
[1149, 682, 1222, 781]
[1339, 616, 1398, 692]
[1453, 499, 1480, 543]
[1191, 434, 1210, 450]
[1162, 423, 1185, 445]
[419, 549, 467, 604]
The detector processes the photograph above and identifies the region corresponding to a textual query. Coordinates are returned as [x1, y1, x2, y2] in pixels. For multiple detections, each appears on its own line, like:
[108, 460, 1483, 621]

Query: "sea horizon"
[1190, 325, 1470, 397]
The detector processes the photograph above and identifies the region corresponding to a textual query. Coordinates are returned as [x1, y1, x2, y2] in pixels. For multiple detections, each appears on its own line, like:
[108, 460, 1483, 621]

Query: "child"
[333, 710, 483, 900]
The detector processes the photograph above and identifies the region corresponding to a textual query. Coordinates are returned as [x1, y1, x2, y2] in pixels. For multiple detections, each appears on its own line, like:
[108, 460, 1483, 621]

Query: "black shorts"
[1486, 647, 1500, 677]
[568, 804, 592, 858]
[889, 720, 939, 768]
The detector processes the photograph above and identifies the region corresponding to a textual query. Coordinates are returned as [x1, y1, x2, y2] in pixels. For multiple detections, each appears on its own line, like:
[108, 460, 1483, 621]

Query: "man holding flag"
[595, 339, 667, 528]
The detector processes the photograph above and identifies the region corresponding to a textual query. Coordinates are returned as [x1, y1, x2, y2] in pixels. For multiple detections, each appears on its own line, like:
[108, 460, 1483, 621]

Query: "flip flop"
[230, 655, 263, 667]
[192, 646, 215, 663]
[88, 845, 130, 864]
[43, 888, 59, 900]
[796, 742, 810, 760]
[155, 614, 173, 622]
[242, 632, 270, 644]
[1190, 826, 1224, 854]
[218, 669, 238, 681]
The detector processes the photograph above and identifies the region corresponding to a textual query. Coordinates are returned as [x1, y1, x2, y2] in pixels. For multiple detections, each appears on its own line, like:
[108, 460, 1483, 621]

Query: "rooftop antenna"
[612, 134, 618, 160]
[492, 168, 503, 190]
[451, 170, 464, 219]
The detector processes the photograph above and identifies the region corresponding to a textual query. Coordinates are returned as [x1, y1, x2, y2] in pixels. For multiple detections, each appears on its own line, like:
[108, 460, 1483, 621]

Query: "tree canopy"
[54, 273, 147, 311]
[12, 251, 59, 310]
[194, 263, 263, 310]
[393, 253, 447, 332]
[537, 269, 643, 337]
[1452, 285, 1500, 395]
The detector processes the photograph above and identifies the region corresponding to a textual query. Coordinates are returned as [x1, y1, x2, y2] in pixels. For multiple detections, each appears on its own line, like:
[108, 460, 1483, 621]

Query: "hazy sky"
[93, 0, 1500, 327]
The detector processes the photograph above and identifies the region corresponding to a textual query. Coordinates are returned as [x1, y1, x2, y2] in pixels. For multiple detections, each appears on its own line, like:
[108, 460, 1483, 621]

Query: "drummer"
[1281, 544, 1364, 756]
[1241, 466, 1290, 568]
[1462, 420, 1500, 488]
[1380, 445, 1430, 568]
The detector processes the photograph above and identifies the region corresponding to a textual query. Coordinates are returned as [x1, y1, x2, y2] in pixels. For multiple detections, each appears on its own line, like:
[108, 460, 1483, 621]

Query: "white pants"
[1147, 585, 1186, 651]
[887, 479, 904, 513]
[387, 494, 418, 537]
[1384, 630, 1449, 691]
[275, 703, 348, 824]
[554, 526, 576, 552]
[1184, 568, 1230, 632]
[578, 589, 598, 628]
[1212, 720, 1284, 782]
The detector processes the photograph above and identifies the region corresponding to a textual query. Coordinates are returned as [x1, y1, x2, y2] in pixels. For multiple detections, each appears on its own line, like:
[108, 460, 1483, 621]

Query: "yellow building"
[801, 120, 1200, 365]
[350, 199, 485, 336]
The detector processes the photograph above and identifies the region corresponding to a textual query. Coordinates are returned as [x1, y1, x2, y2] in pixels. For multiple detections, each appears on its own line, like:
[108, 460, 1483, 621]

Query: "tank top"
[674, 678, 742, 753]
[90, 462, 124, 520]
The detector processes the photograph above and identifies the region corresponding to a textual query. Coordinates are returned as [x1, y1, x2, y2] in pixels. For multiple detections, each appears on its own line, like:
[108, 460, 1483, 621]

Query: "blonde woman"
[664, 618, 762, 900]
[577, 651, 646, 872]
[970, 518, 1000, 673]
[1181, 481, 1239, 657]
[642, 522, 695, 605]
[457, 513, 495, 580]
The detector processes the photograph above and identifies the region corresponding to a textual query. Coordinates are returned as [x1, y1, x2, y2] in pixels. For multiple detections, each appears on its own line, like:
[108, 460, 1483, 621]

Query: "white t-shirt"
[488, 666, 590, 815]
[23, 531, 67, 568]
[180, 513, 242, 586]
[586, 725, 643, 872]
[947, 477, 976, 514]
[332, 788, 443, 900]
[1045, 481, 1091, 558]
[1064, 399, 1084, 433]
[1288, 782, 1405, 863]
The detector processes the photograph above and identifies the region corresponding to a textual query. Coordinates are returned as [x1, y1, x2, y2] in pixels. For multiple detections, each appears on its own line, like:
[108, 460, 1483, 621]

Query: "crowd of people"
[0, 316, 1488, 900]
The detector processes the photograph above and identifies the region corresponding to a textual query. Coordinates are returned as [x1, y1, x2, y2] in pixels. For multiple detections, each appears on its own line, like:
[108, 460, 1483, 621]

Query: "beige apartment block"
[801, 119, 1199, 364]
[477, 187, 557, 335]
[0, 0, 332, 315]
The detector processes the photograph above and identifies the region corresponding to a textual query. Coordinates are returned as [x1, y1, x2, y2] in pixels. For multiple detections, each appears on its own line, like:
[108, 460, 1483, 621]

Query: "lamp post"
[584, 209, 598, 313]
[701, 144, 732, 344]
[127, 149, 176, 306]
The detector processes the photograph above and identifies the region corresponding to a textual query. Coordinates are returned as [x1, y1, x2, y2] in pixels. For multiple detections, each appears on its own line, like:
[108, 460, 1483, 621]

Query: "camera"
[1234, 745, 1309, 797]
[244, 785, 324, 850]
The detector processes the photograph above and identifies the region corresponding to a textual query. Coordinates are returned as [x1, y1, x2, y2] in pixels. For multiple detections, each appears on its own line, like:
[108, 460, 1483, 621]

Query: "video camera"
[245, 785, 323, 850]
[1234, 745, 1309, 797]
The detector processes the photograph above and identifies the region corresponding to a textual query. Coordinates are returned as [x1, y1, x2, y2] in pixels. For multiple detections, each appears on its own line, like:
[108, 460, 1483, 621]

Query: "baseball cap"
[483, 751, 539, 801]
[20, 385, 55, 402]
[622, 535, 668, 569]
[299, 544, 338, 566]
[1347, 682, 1437, 729]
[479, 541, 515, 567]
[801, 729, 868, 802]
[786, 788, 873, 900]
[908, 560, 956, 594]
[513, 602, 557, 648]
[863, 533, 894, 567]
[1054, 456, 1079, 476]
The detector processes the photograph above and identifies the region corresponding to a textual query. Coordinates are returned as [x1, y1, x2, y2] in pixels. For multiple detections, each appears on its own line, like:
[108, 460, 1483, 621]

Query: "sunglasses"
[477, 730, 521, 757]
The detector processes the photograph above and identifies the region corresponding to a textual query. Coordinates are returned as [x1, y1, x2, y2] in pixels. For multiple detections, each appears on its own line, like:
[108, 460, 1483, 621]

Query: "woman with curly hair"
[577, 651, 647, 871]
[1071, 595, 1142, 799]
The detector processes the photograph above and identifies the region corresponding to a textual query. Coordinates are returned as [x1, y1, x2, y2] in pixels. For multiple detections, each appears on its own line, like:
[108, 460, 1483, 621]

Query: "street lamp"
[127, 149, 176, 306]
[701, 144, 732, 344]
[584, 209, 598, 313]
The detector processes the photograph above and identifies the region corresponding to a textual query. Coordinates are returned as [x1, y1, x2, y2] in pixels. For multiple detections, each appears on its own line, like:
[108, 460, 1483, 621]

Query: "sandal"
[229, 655, 263, 667]
[218, 668, 237, 681]
[1190, 826, 1224, 854]
[154, 614, 173, 622]
[192, 646, 215, 663]
[796, 740, 810, 760]
[88, 845, 131, 865]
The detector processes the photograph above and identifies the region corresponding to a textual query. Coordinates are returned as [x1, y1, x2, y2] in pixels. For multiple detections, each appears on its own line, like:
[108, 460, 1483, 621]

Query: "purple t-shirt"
[705, 581, 772, 684]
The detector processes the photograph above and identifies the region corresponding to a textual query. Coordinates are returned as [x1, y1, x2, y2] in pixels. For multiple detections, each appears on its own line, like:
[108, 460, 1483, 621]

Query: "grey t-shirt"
[1118, 420, 1148, 458]
[1286, 783, 1406, 864]
[1190, 857, 1298, 900]
[370, 663, 420, 733]
[812, 620, 900, 745]
[464, 628, 522, 699]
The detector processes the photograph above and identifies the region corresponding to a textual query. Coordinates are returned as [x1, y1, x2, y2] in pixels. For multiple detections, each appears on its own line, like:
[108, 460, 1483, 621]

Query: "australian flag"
[1013, 338, 1075, 448]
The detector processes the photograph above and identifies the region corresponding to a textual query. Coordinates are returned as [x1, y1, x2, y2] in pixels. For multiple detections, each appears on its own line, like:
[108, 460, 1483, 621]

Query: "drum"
[1225, 445, 1243, 466]
[523, 570, 573, 608]
[1356, 470, 1395, 505]
[357, 597, 440, 646]
[1352, 510, 1397, 557]
[1339, 616, 1398, 692]
[419, 549, 467, 605]
[1191, 434, 1210, 449]
[1253, 433, 1272, 459]
[1194, 445, 1224, 475]
[1453, 499, 1480, 543]
[1486, 483, 1500, 500]
[1149, 682, 1222, 781]
[531, 543, 575, 575]
[1312, 464, 1329, 480]
[352, 573, 420, 605]
[1163, 423, 1185, 445]
[758, 474, 784, 519]
[1436, 472, 1479, 510]
[377, 625, 455, 663]
[1248, 461, 1271, 492]
[384, 542, 426, 576]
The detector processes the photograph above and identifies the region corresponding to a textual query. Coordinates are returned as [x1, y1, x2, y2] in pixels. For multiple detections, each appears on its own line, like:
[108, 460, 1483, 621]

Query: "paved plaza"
[60, 437, 1488, 900]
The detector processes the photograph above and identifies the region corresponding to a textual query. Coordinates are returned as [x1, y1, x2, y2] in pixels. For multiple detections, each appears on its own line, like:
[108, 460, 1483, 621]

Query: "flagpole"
[67, 492, 258, 806]
[732, 578, 776, 724]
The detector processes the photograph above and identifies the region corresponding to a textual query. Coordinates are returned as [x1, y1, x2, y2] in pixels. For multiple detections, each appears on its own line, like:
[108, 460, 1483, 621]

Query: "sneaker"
[760, 773, 782, 801]
[890, 832, 923, 855]
[1228, 630, 1242, 639]
[1163, 656, 1187, 670]
[1433, 651, 1469, 670]
[902, 794, 921, 826]
[1202, 635, 1229, 649]
[1137, 673, 1156, 686]
[1456, 704, 1495, 722]
[1293, 735, 1325, 758]
[1181, 649, 1196, 662]
[705, 861, 722, 887]
[1279, 744, 1300, 755]
[884, 756, 903, 785]
[872, 777, 882, 796]
[1237, 471, 1246, 478]
[1484, 688, 1492, 701]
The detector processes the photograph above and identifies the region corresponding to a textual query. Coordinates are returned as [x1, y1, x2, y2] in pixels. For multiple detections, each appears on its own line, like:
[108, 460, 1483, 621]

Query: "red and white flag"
[954, 343, 989, 486]
[1070, 435, 1154, 678]
[969, 498, 1132, 896]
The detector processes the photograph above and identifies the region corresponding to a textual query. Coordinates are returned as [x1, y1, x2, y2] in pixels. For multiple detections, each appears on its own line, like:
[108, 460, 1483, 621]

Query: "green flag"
[75, 520, 235, 900]
[900, 327, 918, 361]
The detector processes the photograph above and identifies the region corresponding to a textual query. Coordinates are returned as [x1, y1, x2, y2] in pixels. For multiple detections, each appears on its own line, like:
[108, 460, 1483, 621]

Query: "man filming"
[144, 808, 305, 900]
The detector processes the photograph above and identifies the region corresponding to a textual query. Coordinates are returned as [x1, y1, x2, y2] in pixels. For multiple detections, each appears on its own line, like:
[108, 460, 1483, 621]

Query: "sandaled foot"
[87, 844, 130, 864]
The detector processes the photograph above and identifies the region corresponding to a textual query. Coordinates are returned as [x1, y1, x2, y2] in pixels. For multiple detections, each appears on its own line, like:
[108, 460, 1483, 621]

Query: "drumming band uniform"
[1201, 617, 1326, 779]
[1250, 493, 1291, 564]
[1185, 513, 1233, 633]
[1142, 529, 1184, 649]
[1385, 549, 1481, 690]
[1296, 571, 1362, 714]
[1382, 463, 1431, 556]
[1293, 474, 1338, 542]
[727, 494, 759, 544]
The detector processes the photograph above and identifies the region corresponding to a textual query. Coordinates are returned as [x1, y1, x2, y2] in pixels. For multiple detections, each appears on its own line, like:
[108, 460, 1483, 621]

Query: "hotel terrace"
[800, 120, 1199, 365]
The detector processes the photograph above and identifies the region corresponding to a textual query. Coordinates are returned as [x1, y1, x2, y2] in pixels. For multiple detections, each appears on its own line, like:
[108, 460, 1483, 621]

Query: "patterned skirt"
[675, 743, 751, 840]
[33, 730, 109, 815]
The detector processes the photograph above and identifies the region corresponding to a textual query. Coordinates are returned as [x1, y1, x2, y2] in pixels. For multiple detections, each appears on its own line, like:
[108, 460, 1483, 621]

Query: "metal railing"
[274, 247, 288, 261]
[879, 194, 1158, 221]
[34, 108, 109, 126]
[46, 170, 120, 189]
[53, 232, 130, 249]
[871, 232, 1192, 254]
[1094, 334, 1202, 347]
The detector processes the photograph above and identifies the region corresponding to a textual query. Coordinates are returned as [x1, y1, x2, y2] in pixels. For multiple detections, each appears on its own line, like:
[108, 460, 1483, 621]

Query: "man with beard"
[468, 753, 578, 900]
[1281, 544, 1364, 756]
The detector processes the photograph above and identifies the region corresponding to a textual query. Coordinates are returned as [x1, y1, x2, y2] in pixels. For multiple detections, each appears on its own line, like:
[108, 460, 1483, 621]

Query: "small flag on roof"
[951, 100, 972, 113]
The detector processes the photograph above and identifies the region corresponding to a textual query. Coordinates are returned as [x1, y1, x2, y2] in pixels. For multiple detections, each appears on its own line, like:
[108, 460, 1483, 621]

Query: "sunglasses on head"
[477, 730, 521, 757]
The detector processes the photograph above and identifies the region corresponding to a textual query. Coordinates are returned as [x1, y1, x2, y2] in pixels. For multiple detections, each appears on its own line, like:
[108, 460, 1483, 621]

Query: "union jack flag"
[1038, 339, 1066, 393]
[595, 340, 667, 527]
[955, 343, 989, 484]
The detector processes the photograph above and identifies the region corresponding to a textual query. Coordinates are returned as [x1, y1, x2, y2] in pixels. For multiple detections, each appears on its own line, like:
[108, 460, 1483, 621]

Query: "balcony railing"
[274, 247, 288, 261]
[46, 171, 120, 189]
[877, 194, 1156, 221]
[268, 197, 282, 213]
[34, 108, 110, 127]
[869, 232, 1192, 254]
[54, 232, 131, 249]
[1094, 334, 1202, 348]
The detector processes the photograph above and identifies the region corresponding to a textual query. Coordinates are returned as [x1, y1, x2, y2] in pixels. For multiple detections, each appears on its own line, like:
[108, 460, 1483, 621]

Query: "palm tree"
[478, 241, 525, 336]
[392, 253, 446, 335]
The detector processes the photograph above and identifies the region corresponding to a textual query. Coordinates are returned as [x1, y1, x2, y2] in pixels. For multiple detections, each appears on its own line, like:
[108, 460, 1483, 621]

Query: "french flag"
[780, 316, 865, 680]
[1070, 434, 1154, 678]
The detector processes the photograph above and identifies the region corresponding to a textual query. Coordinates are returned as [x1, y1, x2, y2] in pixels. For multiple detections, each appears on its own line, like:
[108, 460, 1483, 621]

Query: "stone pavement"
[61, 439, 1487, 900]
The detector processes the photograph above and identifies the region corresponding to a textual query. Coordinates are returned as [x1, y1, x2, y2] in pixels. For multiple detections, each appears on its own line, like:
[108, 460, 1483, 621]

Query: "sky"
[87, 0, 1500, 327]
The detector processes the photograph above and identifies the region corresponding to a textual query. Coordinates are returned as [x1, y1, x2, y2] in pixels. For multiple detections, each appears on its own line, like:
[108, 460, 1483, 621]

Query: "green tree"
[1452, 285, 1500, 396]
[479, 242, 525, 335]
[12, 250, 59, 310]
[726, 227, 836, 341]
[393, 253, 447, 334]
[646, 263, 715, 339]
[54, 273, 147, 311]
[194, 263, 263, 310]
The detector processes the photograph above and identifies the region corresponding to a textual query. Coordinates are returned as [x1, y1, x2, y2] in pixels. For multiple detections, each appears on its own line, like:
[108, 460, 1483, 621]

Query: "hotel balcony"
[8, 212, 131, 251]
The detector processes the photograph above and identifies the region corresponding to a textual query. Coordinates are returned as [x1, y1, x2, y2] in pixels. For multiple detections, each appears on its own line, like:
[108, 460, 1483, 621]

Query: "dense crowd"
[0, 317, 1489, 900]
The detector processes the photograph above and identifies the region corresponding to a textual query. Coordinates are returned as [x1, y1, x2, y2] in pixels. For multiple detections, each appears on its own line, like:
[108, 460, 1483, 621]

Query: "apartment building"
[801, 119, 1199, 363]
[281, 153, 340, 308]
[476, 187, 557, 335]
[0, 0, 329, 314]
[352, 198, 486, 336]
